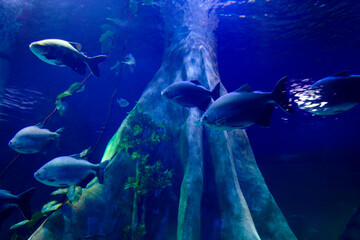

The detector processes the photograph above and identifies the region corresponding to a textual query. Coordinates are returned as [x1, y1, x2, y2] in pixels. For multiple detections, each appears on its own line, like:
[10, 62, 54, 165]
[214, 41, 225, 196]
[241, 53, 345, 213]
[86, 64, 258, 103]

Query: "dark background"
[0, 0, 359, 239]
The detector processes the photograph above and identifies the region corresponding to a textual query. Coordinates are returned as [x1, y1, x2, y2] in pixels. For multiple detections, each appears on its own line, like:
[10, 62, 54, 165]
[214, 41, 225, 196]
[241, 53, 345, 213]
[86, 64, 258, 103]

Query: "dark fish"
[161, 80, 220, 111]
[201, 77, 293, 129]
[0, 187, 35, 226]
[34, 155, 110, 188]
[29, 39, 107, 77]
[8, 123, 64, 154]
[295, 71, 360, 115]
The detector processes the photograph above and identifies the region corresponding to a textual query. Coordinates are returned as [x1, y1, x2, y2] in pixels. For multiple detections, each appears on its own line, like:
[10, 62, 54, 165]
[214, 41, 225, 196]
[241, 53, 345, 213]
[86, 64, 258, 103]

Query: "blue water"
[1, 0, 360, 239]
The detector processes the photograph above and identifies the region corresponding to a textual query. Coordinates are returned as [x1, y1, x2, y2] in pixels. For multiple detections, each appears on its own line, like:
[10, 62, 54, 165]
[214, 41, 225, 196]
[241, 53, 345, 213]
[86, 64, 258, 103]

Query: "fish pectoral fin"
[255, 103, 274, 127]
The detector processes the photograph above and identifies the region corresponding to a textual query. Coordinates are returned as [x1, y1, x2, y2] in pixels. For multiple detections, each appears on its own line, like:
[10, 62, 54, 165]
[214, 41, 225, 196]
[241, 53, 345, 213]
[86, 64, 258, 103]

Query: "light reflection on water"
[0, 85, 44, 121]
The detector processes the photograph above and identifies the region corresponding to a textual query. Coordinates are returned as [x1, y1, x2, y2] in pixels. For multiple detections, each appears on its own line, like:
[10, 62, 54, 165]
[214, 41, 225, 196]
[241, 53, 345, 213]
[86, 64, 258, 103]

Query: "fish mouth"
[29, 42, 39, 50]
[34, 172, 42, 180]
[8, 141, 19, 149]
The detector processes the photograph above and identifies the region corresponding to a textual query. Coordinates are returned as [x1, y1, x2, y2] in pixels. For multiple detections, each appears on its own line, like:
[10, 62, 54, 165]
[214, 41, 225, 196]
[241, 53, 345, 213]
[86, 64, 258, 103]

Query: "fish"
[8, 123, 64, 154]
[121, 53, 136, 72]
[200, 76, 293, 129]
[0, 187, 35, 226]
[117, 97, 129, 107]
[29, 39, 107, 77]
[295, 71, 360, 115]
[161, 81, 221, 111]
[34, 155, 110, 188]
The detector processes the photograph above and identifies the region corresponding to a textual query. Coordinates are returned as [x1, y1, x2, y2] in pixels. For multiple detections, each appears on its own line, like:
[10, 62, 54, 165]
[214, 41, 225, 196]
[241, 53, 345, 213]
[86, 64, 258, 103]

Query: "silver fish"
[201, 77, 293, 129]
[34, 155, 110, 188]
[0, 187, 35, 225]
[8, 123, 64, 154]
[295, 71, 360, 115]
[161, 81, 220, 111]
[122, 53, 136, 72]
[117, 97, 129, 107]
[29, 39, 107, 77]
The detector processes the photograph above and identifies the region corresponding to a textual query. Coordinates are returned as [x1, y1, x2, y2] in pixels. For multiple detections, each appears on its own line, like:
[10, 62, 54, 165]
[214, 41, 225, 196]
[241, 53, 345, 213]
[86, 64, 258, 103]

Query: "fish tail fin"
[211, 82, 221, 101]
[96, 160, 110, 184]
[54, 127, 64, 150]
[271, 76, 294, 114]
[86, 55, 107, 78]
[17, 187, 36, 219]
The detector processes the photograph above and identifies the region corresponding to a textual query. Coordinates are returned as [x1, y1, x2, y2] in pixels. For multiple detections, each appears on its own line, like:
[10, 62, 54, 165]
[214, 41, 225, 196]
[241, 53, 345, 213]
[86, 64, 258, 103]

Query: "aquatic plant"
[9, 202, 59, 240]
[10, 185, 83, 239]
[10, 211, 48, 240]
[117, 105, 168, 156]
[55, 81, 85, 116]
[125, 157, 173, 196]
[118, 105, 172, 239]
[122, 224, 146, 240]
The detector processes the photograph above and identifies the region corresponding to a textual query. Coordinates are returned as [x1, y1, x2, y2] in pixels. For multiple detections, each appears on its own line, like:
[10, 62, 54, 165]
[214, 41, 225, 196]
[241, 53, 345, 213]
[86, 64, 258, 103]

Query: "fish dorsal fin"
[68, 42, 82, 51]
[190, 80, 202, 85]
[69, 154, 83, 160]
[235, 84, 252, 92]
[332, 70, 349, 77]
[35, 122, 43, 128]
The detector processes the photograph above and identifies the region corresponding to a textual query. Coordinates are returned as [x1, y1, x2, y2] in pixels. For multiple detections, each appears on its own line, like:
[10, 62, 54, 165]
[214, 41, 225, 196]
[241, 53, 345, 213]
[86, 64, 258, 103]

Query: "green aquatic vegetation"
[10, 210, 50, 239]
[80, 147, 92, 159]
[41, 200, 62, 214]
[56, 82, 85, 99]
[51, 185, 83, 204]
[124, 159, 173, 196]
[10, 203, 58, 231]
[99, 21, 117, 54]
[116, 105, 168, 157]
[113, 105, 172, 239]
[55, 82, 85, 116]
[110, 61, 122, 76]
[122, 224, 146, 240]
[100, 30, 115, 54]
[11, 185, 84, 238]
[133, 124, 143, 136]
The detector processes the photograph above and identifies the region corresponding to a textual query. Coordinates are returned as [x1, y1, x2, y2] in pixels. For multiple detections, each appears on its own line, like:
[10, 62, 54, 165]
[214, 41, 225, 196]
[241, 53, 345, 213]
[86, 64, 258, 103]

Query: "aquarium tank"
[0, 0, 360, 239]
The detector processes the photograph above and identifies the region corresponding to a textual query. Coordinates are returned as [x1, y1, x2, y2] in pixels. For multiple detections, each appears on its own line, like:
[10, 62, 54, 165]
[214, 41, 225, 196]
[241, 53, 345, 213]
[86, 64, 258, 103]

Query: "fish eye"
[203, 115, 208, 121]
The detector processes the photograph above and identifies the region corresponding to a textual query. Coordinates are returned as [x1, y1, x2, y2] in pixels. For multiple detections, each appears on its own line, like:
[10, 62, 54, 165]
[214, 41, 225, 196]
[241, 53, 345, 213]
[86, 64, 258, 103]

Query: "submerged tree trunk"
[29, 1, 296, 240]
